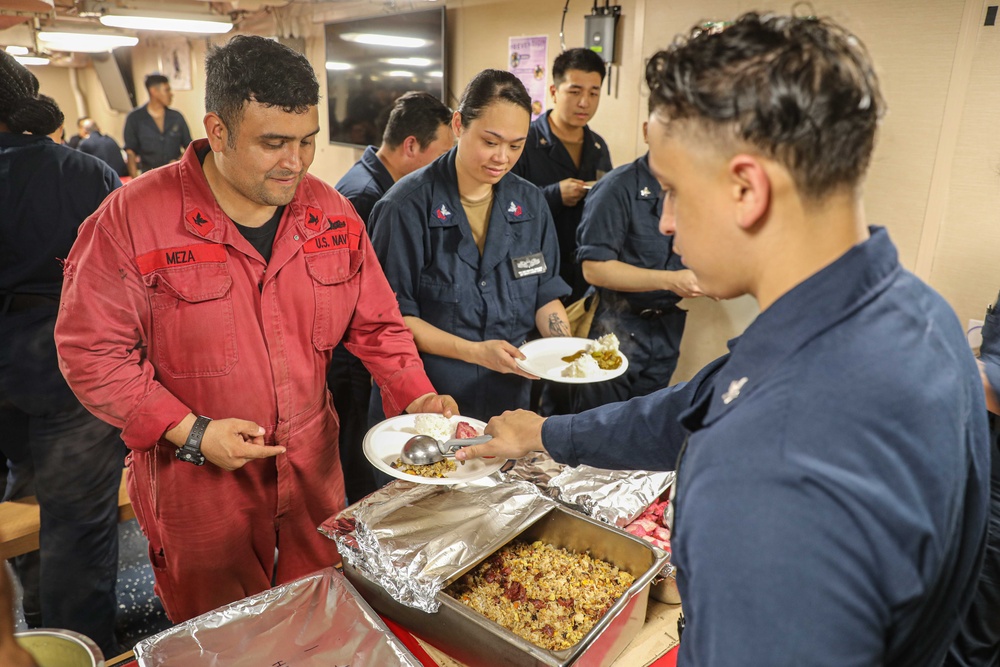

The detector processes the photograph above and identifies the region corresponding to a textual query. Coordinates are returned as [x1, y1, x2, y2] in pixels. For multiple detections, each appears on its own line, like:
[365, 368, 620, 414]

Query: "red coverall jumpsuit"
[54, 140, 435, 622]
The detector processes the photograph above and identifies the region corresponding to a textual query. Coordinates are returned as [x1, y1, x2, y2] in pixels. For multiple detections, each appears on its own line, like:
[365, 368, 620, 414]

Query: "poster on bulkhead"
[508, 35, 548, 121]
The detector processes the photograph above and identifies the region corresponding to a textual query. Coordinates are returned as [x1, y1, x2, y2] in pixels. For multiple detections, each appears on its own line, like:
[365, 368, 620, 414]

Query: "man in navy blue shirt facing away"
[0, 50, 123, 657]
[332, 91, 453, 503]
[78, 119, 127, 177]
[458, 13, 990, 666]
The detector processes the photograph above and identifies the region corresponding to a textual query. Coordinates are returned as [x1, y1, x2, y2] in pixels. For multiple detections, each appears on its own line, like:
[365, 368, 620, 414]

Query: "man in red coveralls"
[53, 35, 457, 622]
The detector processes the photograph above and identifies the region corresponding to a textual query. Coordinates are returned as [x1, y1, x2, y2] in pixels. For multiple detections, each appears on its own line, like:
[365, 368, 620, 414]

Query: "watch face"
[176, 447, 205, 466]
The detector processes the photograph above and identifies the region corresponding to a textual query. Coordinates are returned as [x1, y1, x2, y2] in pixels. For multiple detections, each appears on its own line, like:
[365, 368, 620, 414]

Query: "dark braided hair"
[0, 50, 64, 136]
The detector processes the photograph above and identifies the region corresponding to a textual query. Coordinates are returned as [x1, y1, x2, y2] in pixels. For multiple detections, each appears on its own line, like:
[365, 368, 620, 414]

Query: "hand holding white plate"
[515, 337, 628, 384]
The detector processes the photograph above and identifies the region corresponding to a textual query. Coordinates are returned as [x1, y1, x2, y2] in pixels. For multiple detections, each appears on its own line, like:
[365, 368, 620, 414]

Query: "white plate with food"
[363, 413, 504, 485]
[516, 335, 628, 384]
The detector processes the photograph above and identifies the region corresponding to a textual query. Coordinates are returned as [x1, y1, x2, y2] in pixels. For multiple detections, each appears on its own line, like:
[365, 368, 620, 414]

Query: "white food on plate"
[561, 352, 601, 378]
[413, 413, 452, 442]
[559, 333, 621, 377]
[589, 333, 620, 355]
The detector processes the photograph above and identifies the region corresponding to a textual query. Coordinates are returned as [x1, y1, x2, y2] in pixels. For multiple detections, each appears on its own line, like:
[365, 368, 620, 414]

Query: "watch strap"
[176, 415, 211, 465]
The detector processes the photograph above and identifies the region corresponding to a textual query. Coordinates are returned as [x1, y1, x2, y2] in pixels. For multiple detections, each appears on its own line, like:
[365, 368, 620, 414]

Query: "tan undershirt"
[561, 136, 584, 169]
[461, 191, 493, 255]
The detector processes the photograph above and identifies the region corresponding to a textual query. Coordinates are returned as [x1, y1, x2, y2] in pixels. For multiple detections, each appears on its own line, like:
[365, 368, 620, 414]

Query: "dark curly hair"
[0, 51, 64, 136]
[645, 12, 885, 199]
[205, 35, 319, 147]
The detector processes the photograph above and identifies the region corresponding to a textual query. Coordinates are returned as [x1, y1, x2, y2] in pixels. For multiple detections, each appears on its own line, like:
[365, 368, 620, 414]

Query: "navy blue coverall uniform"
[330, 146, 395, 503]
[573, 153, 687, 412]
[369, 149, 570, 423]
[0, 132, 124, 656]
[510, 110, 611, 301]
[542, 227, 989, 667]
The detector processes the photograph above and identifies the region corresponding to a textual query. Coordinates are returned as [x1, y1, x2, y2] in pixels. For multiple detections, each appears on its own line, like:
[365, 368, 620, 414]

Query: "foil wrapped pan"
[133, 567, 421, 666]
[319, 478, 554, 613]
[549, 466, 674, 528]
[504, 452, 674, 528]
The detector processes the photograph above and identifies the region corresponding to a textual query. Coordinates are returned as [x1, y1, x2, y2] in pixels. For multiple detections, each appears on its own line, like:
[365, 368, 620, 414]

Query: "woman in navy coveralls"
[369, 69, 571, 423]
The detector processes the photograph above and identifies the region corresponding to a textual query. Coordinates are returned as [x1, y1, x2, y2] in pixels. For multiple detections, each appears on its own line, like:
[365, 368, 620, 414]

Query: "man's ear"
[729, 154, 771, 230]
[401, 135, 420, 158]
[549, 83, 557, 100]
[203, 112, 227, 152]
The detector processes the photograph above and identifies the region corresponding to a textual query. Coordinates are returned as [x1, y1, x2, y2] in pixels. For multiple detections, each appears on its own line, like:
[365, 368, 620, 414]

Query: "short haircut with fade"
[382, 91, 452, 150]
[144, 74, 169, 90]
[645, 12, 885, 200]
[204, 35, 319, 148]
[553, 48, 607, 86]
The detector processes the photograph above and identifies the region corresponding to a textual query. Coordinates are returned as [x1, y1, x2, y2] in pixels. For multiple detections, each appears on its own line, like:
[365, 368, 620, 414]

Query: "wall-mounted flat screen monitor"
[324, 8, 446, 147]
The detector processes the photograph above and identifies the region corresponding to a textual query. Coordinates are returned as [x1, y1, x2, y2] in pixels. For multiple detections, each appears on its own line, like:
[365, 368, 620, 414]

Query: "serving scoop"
[400, 434, 493, 466]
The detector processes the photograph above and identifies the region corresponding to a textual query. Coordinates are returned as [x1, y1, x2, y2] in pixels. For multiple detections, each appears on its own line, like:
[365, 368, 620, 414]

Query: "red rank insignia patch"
[185, 208, 214, 235]
[305, 206, 325, 232]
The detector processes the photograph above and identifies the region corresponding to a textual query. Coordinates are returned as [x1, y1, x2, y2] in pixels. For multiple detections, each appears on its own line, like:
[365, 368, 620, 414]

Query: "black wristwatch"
[175, 416, 211, 466]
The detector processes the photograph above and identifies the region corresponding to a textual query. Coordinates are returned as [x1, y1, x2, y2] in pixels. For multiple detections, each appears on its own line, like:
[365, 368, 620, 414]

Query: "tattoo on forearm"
[548, 314, 570, 336]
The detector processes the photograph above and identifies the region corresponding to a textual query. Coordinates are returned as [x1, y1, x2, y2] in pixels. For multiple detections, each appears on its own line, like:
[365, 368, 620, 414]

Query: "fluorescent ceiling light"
[385, 70, 414, 78]
[381, 57, 432, 67]
[14, 56, 49, 66]
[325, 61, 352, 71]
[340, 33, 428, 48]
[5, 46, 29, 55]
[38, 31, 138, 53]
[428, 70, 443, 78]
[99, 11, 233, 35]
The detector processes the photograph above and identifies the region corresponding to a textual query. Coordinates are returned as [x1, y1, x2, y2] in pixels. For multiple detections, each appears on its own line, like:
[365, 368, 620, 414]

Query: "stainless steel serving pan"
[344, 504, 668, 667]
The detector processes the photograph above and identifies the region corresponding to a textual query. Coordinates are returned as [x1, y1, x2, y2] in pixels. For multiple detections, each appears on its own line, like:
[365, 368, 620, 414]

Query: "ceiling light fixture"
[99, 9, 233, 35]
[340, 33, 428, 48]
[14, 56, 50, 66]
[325, 61, 352, 71]
[381, 57, 432, 67]
[5, 46, 29, 56]
[38, 31, 139, 53]
[385, 70, 415, 78]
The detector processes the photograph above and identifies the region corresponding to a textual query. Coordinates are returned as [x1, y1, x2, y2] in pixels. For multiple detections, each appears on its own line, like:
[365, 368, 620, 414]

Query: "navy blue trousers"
[0, 305, 125, 657]
[946, 427, 1000, 667]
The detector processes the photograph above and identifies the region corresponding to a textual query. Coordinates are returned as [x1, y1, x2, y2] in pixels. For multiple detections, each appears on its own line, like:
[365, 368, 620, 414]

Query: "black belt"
[1, 293, 60, 314]
[629, 304, 679, 320]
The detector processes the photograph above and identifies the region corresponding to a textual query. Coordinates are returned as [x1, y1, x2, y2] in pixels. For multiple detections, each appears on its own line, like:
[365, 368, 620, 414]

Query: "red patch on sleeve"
[185, 208, 215, 235]
[302, 217, 363, 253]
[136, 244, 228, 275]
[305, 206, 325, 232]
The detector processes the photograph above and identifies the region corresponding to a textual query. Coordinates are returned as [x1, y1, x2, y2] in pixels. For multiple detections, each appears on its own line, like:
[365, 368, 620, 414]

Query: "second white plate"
[516, 337, 629, 384]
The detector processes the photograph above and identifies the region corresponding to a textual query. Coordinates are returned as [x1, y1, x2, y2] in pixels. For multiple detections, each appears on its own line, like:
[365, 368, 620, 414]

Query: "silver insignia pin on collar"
[722, 377, 748, 405]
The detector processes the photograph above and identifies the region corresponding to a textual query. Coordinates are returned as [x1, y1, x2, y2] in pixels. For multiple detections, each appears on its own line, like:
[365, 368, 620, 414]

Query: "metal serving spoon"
[400, 434, 493, 466]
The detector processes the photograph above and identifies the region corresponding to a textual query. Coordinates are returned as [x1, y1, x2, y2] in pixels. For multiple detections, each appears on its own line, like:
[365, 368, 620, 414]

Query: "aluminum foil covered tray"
[343, 504, 668, 667]
[133, 567, 421, 666]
